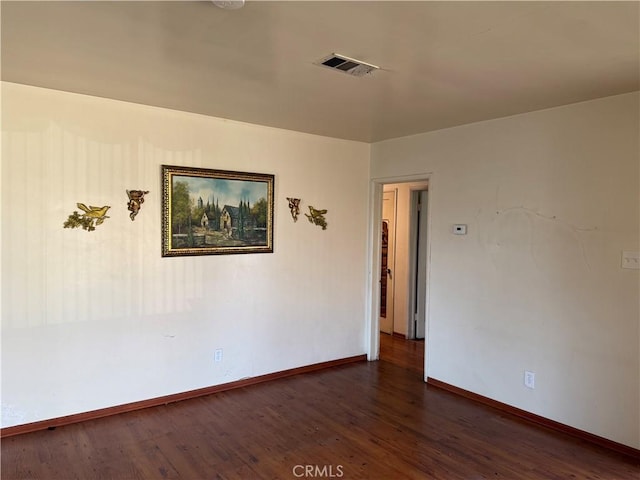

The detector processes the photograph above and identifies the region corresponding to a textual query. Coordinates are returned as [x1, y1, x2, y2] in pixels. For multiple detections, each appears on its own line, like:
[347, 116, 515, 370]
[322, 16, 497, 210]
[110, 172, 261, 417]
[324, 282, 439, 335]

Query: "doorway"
[379, 190, 396, 335]
[370, 178, 430, 378]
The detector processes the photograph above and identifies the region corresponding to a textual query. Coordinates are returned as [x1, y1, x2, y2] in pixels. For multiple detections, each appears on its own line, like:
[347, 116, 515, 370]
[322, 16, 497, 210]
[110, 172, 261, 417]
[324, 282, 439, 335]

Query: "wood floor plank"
[2, 334, 638, 479]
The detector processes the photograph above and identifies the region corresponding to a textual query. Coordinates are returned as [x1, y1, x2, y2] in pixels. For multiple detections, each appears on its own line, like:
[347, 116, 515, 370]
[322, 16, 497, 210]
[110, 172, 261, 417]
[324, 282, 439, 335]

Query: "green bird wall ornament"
[305, 206, 328, 230]
[63, 203, 111, 232]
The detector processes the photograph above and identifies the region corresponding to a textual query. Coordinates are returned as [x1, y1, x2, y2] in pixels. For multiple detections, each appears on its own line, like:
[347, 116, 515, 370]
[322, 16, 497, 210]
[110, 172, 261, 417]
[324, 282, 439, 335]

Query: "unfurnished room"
[1, 1, 639, 479]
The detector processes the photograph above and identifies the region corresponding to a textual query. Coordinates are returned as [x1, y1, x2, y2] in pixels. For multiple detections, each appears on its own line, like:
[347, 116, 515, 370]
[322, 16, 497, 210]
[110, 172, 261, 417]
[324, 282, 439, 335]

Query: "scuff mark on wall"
[496, 206, 599, 233]
[480, 205, 600, 273]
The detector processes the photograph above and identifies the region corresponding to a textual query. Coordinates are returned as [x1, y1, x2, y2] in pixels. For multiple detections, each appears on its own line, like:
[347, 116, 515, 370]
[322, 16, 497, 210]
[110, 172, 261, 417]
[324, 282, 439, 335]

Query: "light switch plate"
[621, 251, 640, 269]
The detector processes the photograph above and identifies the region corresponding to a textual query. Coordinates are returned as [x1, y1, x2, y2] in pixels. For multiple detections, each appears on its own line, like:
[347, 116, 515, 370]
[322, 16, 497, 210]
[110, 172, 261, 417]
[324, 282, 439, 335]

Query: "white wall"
[372, 92, 640, 449]
[1, 82, 370, 427]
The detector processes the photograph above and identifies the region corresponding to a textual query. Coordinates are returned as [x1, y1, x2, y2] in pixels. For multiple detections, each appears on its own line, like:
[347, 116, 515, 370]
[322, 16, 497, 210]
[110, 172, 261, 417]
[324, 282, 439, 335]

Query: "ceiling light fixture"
[212, 0, 245, 10]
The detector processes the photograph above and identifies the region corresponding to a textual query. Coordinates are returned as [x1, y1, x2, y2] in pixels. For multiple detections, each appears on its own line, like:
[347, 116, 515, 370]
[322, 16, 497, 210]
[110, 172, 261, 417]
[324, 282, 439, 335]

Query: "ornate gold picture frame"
[162, 165, 274, 257]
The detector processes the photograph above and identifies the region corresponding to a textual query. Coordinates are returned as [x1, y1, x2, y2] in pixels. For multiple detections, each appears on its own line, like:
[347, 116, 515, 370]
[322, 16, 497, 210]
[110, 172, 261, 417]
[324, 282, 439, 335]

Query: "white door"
[380, 190, 396, 334]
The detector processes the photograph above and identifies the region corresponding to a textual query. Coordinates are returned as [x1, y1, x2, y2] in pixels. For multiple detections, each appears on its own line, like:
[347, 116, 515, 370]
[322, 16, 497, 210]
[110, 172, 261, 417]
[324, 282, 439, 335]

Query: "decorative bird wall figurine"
[305, 206, 328, 230]
[77, 203, 110, 222]
[63, 203, 111, 232]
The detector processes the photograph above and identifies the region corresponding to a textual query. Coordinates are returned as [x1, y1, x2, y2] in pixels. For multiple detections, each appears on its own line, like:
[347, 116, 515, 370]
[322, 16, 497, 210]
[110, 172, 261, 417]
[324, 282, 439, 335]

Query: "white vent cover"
[315, 53, 379, 77]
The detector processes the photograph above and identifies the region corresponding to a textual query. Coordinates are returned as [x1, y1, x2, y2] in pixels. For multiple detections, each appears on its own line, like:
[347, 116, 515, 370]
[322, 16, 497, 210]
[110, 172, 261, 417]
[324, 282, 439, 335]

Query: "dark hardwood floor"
[2, 334, 638, 479]
[379, 332, 425, 376]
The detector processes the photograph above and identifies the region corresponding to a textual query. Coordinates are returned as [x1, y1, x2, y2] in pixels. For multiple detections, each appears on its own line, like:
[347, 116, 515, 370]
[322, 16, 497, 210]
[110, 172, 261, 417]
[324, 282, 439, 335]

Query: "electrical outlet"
[524, 371, 535, 389]
[214, 349, 223, 363]
[621, 251, 640, 270]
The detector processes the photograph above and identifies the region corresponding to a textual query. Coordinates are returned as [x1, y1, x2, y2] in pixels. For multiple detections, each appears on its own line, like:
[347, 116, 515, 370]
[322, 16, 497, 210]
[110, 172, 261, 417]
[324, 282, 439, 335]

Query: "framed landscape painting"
[161, 165, 274, 257]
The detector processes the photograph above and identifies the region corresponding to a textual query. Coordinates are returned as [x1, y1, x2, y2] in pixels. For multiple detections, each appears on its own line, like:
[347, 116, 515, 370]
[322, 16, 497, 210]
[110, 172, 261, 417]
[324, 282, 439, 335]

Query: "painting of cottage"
[162, 165, 274, 256]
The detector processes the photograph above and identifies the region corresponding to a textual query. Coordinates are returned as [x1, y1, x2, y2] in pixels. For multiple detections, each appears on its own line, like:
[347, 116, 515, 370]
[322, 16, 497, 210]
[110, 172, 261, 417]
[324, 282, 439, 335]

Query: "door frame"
[366, 173, 433, 381]
[408, 187, 428, 340]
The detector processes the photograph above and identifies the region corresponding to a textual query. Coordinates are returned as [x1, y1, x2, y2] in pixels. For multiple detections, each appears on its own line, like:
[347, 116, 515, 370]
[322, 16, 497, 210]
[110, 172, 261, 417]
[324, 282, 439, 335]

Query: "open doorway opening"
[375, 180, 429, 376]
[379, 189, 396, 335]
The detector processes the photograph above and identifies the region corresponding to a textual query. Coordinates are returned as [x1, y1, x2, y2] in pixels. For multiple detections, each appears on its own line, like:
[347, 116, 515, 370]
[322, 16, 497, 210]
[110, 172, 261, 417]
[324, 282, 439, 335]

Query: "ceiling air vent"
[315, 53, 379, 77]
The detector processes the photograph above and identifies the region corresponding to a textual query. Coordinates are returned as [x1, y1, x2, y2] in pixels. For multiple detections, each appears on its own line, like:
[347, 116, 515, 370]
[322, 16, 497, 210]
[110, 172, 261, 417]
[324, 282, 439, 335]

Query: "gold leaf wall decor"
[127, 190, 149, 221]
[286, 197, 301, 222]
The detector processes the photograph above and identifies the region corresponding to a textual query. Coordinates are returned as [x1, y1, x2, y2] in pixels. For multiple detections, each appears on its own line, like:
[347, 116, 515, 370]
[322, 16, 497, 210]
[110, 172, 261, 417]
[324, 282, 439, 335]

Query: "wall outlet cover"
[214, 349, 223, 363]
[524, 371, 535, 389]
[621, 251, 640, 269]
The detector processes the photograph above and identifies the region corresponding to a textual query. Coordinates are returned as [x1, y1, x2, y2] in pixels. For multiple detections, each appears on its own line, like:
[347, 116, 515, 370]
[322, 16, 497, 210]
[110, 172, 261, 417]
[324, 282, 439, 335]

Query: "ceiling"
[2, 1, 639, 143]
